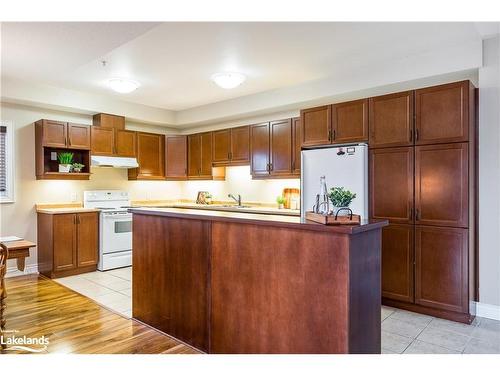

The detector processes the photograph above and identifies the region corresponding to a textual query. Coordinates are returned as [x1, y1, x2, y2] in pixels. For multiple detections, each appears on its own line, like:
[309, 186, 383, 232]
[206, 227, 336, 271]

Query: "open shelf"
[36, 172, 91, 180]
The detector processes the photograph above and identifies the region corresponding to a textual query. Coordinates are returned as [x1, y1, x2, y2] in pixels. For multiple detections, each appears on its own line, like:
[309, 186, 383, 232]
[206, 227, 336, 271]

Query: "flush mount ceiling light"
[106, 78, 140, 94]
[211, 72, 246, 89]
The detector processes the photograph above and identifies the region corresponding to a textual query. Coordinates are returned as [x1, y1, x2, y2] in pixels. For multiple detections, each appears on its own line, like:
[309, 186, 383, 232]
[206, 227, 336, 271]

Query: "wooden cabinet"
[415, 226, 468, 313]
[212, 126, 250, 166]
[415, 81, 472, 145]
[40, 119, 68, 147]
[381, 224, 414, 303]
[90, 126, 114, 156]
[300, 105, 331, 147]
[369, 147, 414, 224]
[37, 212, 98, 278]
[165, 135, 187, 180]
[92, 113, 125, 129]
[128, 132, 165, 180]
[188, 132, 214, 179]
[369, 91, 414, 148]
[115, 129, 136, 157]
[250, 123, 270, 177]
[292, 117, 301, 175]
[332, 99, 369, 143]
[68, 123, 91, 150]
[415, 143, 468, 228]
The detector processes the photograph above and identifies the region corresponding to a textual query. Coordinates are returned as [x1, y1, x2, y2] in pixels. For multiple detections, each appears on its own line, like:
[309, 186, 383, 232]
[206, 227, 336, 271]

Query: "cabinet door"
[230, 126, 250, 164]
[188, 134, 202, 178]
[165, 136, 187, 179]
[415, 81, 470, 145]
[68, 123, 91, 150]
[136, 132, 165, 179]
[415, 226, 468, 313]
[415, 143, 468, 227]
[200, 132, 213, 178]
[53, 214, 77, 272]
[369, 91, 414, 148]
[250, 122, 270, 177]
[381, 224, 414, 303]
[332, 99, 369, 143]
[292, 117, 301, 175]
[300, 105, 331, 147]
[93, 113, 125, 129]
[115, 129, 136, 157]
[76, 212, 98, 267]
[212, 129, 231, 164]
[270, 119, 292, 176]
[91, 126, 114, 156]
[42, 120, 67, 147]
[369, 147, 414, 224]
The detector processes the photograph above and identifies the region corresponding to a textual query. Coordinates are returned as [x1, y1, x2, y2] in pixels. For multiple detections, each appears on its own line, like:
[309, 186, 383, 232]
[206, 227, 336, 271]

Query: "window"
[0, 121, 14, 203]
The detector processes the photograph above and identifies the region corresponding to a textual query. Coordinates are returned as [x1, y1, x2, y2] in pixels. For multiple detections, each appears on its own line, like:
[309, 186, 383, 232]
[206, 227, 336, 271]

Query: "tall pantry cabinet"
[369, 81, 477, 323]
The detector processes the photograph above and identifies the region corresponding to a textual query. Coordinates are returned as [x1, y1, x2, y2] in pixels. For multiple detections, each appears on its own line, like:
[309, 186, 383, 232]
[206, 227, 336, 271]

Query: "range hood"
[91, 156, 139, 169]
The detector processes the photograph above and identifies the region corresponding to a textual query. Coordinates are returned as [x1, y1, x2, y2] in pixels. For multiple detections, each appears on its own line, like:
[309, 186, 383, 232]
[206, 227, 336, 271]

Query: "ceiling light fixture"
[107, 78, 140, 94]
[211, 72, 246, 89]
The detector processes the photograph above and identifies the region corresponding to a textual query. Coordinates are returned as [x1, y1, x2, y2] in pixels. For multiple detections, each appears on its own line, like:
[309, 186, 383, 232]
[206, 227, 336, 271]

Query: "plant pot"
[59, 164, 72, 173]
[278, 204, 284, 209]
[331, 206, 350, 216]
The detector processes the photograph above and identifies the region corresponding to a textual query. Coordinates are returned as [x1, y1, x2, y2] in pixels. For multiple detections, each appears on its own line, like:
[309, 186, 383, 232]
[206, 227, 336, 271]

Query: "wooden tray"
[305, 211, 361, 225]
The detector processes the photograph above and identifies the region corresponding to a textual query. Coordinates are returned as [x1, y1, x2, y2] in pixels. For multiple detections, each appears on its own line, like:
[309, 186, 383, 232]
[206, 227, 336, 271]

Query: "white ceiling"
[1, 22, 486, 112]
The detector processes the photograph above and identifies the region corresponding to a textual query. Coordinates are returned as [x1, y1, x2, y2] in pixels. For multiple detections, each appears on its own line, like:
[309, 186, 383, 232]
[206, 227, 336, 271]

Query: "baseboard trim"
[474, 302, 500, 321]
[6, 264, 39, 278]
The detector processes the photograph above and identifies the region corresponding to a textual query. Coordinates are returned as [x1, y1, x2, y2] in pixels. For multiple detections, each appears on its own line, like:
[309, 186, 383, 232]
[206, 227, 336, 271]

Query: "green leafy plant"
[276, 196, 286, 205]
[57, 152, 74, 165]
[72, 163, 84, 172]
[328, 187, 356, 207]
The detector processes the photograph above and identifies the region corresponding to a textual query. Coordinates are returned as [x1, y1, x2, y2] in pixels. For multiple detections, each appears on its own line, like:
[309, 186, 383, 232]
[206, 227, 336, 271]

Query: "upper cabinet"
[114, 129, 137, 157]
[67, 123, 91, 150]
[39, 119, 90, 150]
[92, 113, 125, 129]
[291, 117, 301, 176]
[90, 127, 114, 156]
[250, 122, 270, 177]
[212, 126, 250, 166]
[369, 91, 414, 148]
[415, 81, 472, 145]
[165, 135, 188, 180]
[300, 105, 331, 147]
[332, 98, 369, 143]
[188, 132, 221, 180]
[128, 132, 165, 180]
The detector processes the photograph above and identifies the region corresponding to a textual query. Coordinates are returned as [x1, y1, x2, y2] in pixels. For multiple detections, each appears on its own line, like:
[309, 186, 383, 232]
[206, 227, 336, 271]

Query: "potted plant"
[328, 187, 356, 215]
[276, 195, 286, 209]
[72, 163, 85, 173]
[57, 152, 74, 173]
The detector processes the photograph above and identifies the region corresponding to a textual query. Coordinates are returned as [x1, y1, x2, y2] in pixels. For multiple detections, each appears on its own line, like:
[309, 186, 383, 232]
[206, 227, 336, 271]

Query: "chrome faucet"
[228, 193, 242, 206]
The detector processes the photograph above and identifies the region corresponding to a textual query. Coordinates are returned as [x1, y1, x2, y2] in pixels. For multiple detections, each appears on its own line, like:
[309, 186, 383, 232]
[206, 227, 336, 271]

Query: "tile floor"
[55, 268, 500, 354]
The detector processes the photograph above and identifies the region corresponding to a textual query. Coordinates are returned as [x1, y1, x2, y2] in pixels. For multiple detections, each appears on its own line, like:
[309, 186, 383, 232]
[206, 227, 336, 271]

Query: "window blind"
[0, 126, 6, 193]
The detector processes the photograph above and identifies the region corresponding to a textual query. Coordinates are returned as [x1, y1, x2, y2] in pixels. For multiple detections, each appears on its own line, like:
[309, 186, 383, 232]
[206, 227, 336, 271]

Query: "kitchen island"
[129, 207, 387, 354]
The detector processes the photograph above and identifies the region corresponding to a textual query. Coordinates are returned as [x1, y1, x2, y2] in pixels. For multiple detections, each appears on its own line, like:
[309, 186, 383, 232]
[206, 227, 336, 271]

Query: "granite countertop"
[128, 207, 388, 234]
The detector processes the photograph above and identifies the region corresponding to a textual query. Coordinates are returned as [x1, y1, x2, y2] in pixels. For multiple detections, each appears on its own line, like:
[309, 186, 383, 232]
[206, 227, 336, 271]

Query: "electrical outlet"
[70, 192, 78, 202]
[51, 151, 57, 161]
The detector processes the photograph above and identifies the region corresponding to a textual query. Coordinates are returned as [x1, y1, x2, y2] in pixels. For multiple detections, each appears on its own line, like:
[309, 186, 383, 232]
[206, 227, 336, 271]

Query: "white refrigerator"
[300, 144, 368, 219]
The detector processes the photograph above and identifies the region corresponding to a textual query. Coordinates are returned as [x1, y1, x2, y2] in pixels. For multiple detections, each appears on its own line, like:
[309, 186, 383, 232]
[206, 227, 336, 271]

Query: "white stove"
[84, 190, 132, 271]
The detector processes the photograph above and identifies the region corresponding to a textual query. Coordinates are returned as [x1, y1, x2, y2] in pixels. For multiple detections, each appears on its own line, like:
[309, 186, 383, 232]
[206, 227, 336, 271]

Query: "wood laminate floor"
[1, 275, 198, 354]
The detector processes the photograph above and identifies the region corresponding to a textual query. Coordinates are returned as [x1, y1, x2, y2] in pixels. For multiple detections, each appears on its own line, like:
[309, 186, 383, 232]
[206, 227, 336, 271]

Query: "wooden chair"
[0, 243, 7, 350]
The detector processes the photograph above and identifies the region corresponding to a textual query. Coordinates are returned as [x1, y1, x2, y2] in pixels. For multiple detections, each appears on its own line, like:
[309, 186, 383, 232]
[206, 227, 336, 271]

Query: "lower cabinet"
[381, 224, 414, 303]
[37, 212, 99, 278]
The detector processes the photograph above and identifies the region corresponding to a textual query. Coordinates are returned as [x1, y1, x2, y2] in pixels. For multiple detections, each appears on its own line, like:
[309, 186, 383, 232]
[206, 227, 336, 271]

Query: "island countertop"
[128, 207, 387, 234]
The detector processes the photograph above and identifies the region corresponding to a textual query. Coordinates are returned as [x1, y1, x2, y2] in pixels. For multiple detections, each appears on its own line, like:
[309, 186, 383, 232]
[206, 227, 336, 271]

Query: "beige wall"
[0, 102, 299, 273]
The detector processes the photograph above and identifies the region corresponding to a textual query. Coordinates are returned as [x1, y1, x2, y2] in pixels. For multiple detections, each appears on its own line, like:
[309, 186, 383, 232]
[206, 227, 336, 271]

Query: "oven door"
[101, 212, 132, 254]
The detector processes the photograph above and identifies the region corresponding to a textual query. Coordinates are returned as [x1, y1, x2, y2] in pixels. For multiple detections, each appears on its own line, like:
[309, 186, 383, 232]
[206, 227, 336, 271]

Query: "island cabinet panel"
[132, 214, 209, 352]
[129, 132, 165, 180]
[114, 129, 136, 157]
[67, 123, 91, 150]
[369, 147, 414, 224]
[250, 122, 270, 177]
[415, 81, 471, 145]
[300, 105, 331, 147]
[369, 91, 414, 148]
[415, 143, 468, 228]
[91, 126, 114, 156]
[332, 99, 369, 144]
[292, 117, 301, 175]
[381, 224, 414, 303]
[165, 135, 188, 180]
[41, 119, 68, 147]
[415, 226, 468, 313]
[270, 119, 293, 176]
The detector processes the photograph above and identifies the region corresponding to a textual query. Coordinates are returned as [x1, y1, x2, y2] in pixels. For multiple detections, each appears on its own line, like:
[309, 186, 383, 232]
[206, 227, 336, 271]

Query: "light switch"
[71, 192, 78, 202]
[51, 151, 57, 161]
